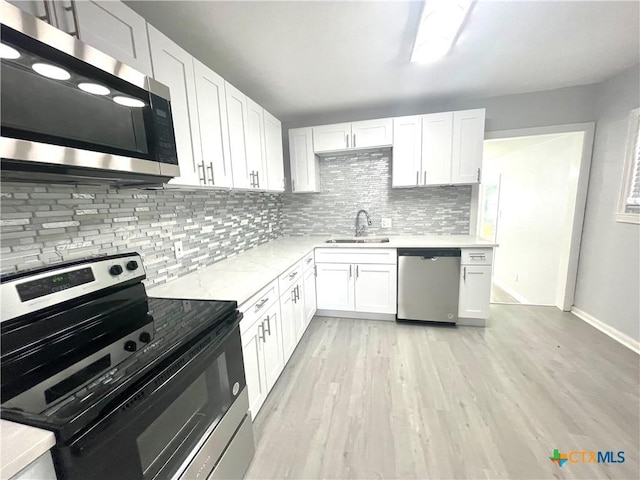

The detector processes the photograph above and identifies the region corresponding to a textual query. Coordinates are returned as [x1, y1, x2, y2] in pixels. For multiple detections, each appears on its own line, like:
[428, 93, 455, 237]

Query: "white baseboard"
[457, 317, 486, 327]
[315, 309, 396, 321]
[492, 280, 531, 304]
[571, 307, 640, 355]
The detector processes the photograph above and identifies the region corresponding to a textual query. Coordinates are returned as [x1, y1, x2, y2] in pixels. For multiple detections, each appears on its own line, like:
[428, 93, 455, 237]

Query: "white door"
[303, 267, 317, 326]
[279, 290, 297, 364]
[312, 123, 351, 152]
[261, 304, 284, 389]
[193, 60, 233, 188]
[458, 265, 492, 319]
[422, 112, 453, 185]
[263, 110, 285, 192]
[351, 118, 393, 148]
[289, 127, 317, 192]
[225, 81, 251, 189]
[246, 97, 265, 189]
[392, 116, 422, 187]
[148, 26, 200, 185]
[354, 264, 397, 314]
[316, 264, 355, 311]
[74, 1, 153, 76]
[451, 109, 485, 184]
[241, 323, 267, 419]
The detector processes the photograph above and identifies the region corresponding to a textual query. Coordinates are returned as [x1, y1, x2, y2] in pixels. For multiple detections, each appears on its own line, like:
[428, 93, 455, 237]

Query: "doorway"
[475, 124, 594, 310]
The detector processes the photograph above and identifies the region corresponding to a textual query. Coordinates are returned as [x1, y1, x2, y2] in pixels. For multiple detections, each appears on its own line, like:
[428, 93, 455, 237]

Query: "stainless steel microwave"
[0, 2, 180, 186]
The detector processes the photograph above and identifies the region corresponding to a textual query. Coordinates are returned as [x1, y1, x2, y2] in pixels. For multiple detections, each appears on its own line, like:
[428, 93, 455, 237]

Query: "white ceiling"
[126, 0, 640, 123]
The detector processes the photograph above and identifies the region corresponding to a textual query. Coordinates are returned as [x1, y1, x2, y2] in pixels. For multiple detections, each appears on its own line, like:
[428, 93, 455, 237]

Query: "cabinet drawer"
[302, 251, 315, 272]
[314, 248, 397, 265]
[461, 248, 493, 265]
[279, 261, 303, 295]
[240, 280, 279, 334]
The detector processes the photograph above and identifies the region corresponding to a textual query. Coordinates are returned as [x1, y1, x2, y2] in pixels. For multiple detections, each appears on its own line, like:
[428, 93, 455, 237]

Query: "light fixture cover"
[0, 43, 20, 59]
[113, 96, 146, 108]
[78, 82, 111, 96]
[411, 0, 474, 63]
[32, 62, 71, 80]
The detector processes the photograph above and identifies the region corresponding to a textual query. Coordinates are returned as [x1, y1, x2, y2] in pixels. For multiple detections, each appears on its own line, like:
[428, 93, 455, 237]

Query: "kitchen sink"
[325, 237, 390, 244]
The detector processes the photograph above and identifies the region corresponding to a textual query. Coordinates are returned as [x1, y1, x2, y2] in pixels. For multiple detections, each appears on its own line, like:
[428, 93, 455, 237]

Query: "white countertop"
[1, 420, 55, 479]
[148, 235, 496, 305]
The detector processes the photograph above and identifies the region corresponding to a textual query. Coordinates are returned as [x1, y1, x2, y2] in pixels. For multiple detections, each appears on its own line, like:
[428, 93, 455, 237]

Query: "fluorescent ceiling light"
[78, 82, 111, 96]
[0, 43, 20, 59]
[113, 96, 146, 108]
[411, 0, 475, 63]
[32, 63, 71, 80]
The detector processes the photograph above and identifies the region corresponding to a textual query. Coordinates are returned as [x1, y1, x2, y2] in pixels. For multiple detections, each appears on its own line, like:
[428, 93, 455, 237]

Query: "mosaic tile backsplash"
[0, 183, 282, 286]
[281, 150, 472, 236]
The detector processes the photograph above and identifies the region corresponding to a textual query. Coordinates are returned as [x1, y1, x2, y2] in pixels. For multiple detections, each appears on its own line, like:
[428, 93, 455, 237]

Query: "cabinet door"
[225, 82, 251, 189]
[303, 267, 317, 327]
[458, 265, 492, 319]
[351, 118, 393, 148]
[6, 1, 49, 23]
[316, 263, 355, 311]
[193, 59, 233, 188]
[289, 127, 318, 192]
[263, 110, 285, 192]
[422, 112, 453, 185]
[312, 123, 351, 152]
[261, 304, 284, 390]
[74, 1, 153, 76]
[279, 290, 298, 364]
[354, 264, 397, 314]
[148, 26, 200, 185]
[241, 323, 267, 419]
[392, 116, 422, 187]
[246, 97, 265, 189]
[293, 283, 306, 342]
[451, 109, 485, 184]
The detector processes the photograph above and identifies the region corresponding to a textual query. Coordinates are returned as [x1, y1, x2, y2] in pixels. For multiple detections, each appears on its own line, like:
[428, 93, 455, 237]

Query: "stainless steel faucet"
[355, 209, 372, 237]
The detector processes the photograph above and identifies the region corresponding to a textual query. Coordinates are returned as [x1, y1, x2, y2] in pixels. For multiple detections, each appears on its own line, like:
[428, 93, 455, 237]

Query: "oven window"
[136, 352, 231, 476]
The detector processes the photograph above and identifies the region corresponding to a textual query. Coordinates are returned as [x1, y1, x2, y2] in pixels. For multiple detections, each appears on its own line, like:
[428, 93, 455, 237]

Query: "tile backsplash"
[0, 183, 282, 286]
[281, 150, 471, 236]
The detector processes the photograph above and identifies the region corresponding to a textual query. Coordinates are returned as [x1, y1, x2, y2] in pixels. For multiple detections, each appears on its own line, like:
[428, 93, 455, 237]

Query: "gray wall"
[574, 65, 640, 342]
[0, 183, 282, 287]
[281, 150, 471, 236]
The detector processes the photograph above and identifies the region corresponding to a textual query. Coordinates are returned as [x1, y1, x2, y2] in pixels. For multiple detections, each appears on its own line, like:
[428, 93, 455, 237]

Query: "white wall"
[484, 133, 584, 306]
[574, 65, 640, 342]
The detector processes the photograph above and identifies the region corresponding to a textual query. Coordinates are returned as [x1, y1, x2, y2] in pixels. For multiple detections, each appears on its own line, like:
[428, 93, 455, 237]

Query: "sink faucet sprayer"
[355, 209, 372, 237]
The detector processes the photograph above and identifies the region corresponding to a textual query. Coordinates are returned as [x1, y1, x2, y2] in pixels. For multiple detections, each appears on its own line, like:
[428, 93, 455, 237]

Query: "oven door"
[53, 319, 247, 480]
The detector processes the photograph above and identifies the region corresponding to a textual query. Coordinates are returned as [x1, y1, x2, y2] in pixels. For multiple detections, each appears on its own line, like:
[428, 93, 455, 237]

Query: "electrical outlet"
[515, 273, 519, 282]
[381, 218, 392, 228]
[174, 241, 184, 260]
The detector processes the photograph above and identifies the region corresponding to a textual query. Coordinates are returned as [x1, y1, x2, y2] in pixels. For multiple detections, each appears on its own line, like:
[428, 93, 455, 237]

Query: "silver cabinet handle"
[197, 161, 206, 184]
[314, 265, 317, 277]
[254, 298, 269, 312]
[353, 134, 356, 148]
[288, 271, 298, 280]
[424, 171, 427, 185]
[467, 271, 484, 275]
[38, 0, 53, 24]
[256, 171, 260, 188]
[349, 265, 352, 278]
[416, 171, 419, 185]
[258, 323, 265, 343]
[477, 168, 481, 183]
[292, 179, 296, 192]
[356, 265, 359, 279]
[291, 288, 296, 303]
[294, 285, 300, 301]
[346, 134, 349, 148]
[207, 163, 215, 185]
[463, 266, 467, 282]
[263, 315, 271, 335]
[306, 257, 313, 264]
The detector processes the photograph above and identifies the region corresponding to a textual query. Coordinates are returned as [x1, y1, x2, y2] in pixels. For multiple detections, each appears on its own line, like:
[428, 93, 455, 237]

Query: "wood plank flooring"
[245, 305, 639, 479]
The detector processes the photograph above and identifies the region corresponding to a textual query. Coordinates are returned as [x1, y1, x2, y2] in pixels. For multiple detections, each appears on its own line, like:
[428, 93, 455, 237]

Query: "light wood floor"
[490, 283, 520, 304]
[245, 305, 639, 479]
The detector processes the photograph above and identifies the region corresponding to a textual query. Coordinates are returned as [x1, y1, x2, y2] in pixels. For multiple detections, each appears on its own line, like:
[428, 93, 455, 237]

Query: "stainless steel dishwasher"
[397, 248, 461, 323]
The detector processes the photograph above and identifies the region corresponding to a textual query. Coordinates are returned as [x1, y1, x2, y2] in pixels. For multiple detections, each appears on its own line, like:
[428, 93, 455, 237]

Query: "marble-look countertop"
[1, 420, 55, 479]
[148, 235, 496, 305]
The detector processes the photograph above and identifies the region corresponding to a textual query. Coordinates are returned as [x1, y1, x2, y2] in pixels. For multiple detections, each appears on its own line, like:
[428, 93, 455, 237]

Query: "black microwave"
[0, 2, 179, 186]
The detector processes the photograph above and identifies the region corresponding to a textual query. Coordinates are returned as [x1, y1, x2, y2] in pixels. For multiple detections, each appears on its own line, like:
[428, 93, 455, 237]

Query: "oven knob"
[126, 260, 139, 271]
[139, 332, 151, 344]
[124, 340, 137, 352]
[109, 265, 123, 276]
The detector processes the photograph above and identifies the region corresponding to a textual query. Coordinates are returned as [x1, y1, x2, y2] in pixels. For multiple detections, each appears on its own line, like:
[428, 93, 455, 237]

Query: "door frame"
[470, 122, 595, 311]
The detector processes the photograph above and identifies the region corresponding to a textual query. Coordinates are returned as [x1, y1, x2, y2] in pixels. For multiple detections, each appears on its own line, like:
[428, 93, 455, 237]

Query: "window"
[616, 107, 640, 224]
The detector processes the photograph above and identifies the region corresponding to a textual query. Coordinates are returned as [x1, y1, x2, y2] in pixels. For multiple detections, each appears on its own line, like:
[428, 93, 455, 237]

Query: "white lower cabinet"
[279, 281, 304, 364]
[353, 264, 397, 314]
[316, 263, 355, 311]
[303, 266, 317, 327]
[458, 265, 492, 319]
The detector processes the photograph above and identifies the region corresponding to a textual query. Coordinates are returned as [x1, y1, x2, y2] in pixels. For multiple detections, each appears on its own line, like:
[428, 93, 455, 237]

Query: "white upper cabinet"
[392, 116, 422, 187]
[289, 127, 319, 192]
[312, 123, 351, 152]
[193, 59, 233, 188]
[351, 118, 393, 149]
[148, 25, 200, 185]
[452, 109, 485, 184]
[73, 1, 153, 76]
[225, 81, 251, 189]
[422, 112, 454, 186]
[245, 97, 265, 189]
[263, 110, 285, 192]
